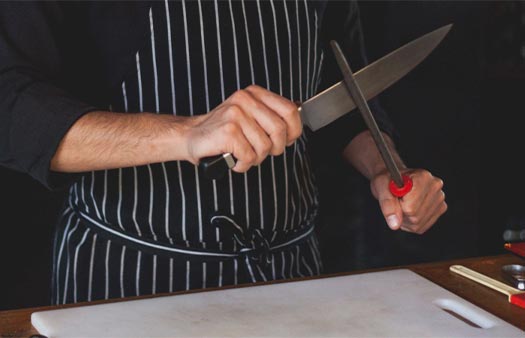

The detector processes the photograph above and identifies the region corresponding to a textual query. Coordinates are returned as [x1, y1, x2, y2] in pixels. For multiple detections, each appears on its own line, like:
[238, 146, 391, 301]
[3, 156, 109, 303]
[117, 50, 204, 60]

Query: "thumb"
[372, 177, 403, 230]
[380, 197, 403, 230]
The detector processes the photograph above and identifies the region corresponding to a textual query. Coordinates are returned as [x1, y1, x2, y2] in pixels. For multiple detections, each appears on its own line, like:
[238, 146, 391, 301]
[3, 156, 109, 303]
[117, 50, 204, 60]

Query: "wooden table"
[1, 254, 523, 337]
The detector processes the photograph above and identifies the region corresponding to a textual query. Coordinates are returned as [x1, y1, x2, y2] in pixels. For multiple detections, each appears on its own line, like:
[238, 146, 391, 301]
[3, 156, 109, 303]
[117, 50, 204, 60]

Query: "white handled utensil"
[450, 265, 525, 309]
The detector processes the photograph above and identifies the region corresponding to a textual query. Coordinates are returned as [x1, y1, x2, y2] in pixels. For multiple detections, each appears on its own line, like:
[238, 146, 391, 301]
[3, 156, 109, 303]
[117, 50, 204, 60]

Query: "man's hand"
[51, 85, 300, 174]
[183, 85, 302, 173]
[343, 130, 447, 234]
[370, 168, 447, 234]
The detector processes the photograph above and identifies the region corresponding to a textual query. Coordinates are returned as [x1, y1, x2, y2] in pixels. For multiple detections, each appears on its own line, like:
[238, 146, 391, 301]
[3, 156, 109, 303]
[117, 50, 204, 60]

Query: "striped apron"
[52, 0, 324, 304]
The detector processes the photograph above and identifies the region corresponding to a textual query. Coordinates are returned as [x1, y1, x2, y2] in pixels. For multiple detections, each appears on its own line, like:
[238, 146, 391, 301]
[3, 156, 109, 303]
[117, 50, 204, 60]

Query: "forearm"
[342, 130, 406, 180]
[50, 111, 191, 172]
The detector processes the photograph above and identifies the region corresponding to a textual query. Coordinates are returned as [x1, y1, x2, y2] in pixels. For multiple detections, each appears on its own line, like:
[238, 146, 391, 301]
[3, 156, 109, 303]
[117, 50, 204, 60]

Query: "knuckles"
[421, 170, 433, 180]
[289, 124, 303, 141]
[438, 191, 446, 204]
[402, 205, 417, 217]
[407, 216, 420, 225]
[245, 84, 263, 92]
[243, 151, 256, 165]
[225, 104, 244, 119]
[260, 138, 273, 156]
[439, 202, 448, 215]
[270, 119, 287, 137]
[220, 86, 304, 168]
[230, 89, 252, 104]
[223, 121, 241, 136]
[432, 178, 444, 192]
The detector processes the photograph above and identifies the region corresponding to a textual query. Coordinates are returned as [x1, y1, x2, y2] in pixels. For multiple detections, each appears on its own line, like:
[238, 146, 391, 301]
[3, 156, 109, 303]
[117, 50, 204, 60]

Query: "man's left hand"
[370, 169, 447, 234]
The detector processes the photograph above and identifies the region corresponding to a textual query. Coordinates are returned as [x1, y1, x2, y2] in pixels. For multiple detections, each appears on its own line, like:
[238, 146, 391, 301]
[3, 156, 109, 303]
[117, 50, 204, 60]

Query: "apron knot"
[210, 214, 272, 266]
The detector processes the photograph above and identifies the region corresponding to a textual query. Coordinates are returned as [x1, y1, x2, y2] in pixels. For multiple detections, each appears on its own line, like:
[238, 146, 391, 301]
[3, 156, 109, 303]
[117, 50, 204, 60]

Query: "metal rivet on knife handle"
[329, 40, 412, 198]
[200, 153, 235, 180]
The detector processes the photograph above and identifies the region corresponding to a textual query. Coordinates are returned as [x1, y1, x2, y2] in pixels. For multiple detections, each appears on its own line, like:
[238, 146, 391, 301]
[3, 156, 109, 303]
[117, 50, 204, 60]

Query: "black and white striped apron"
[52, 0, 325, 304]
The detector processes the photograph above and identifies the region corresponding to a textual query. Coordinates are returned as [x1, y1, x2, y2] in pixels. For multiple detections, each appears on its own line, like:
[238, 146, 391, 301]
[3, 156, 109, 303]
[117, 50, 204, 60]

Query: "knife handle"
[389, 174, 413, 198]
[199, 153, 236, 180]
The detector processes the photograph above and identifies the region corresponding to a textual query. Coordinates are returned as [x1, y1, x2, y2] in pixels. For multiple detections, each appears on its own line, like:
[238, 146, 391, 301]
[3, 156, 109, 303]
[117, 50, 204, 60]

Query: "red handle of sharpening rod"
[389, 174, 413, 198]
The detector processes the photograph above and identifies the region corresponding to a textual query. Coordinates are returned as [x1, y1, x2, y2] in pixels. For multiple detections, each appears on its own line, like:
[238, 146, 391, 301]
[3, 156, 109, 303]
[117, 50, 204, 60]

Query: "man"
[0, 1, 446, 305]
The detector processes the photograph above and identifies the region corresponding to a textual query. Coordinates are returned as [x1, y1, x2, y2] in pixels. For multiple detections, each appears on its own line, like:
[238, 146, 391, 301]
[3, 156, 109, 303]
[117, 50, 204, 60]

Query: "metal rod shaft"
[330, 41, 404, 187]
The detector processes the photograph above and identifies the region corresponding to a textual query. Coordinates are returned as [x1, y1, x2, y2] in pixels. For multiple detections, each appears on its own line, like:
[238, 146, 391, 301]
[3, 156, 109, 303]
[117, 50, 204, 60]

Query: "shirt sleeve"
[0, 2, 98, 190]
[311, 0, 395, 158]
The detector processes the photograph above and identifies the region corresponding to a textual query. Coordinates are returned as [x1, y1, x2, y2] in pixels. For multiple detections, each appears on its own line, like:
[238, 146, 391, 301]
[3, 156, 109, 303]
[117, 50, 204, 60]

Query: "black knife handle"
[199, 153, 236, 180]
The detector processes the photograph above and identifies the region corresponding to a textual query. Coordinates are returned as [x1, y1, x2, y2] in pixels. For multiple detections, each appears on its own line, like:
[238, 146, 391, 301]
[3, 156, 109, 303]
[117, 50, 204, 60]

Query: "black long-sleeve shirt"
[0, 1, 395, 303]
[0, 0, 393, 189]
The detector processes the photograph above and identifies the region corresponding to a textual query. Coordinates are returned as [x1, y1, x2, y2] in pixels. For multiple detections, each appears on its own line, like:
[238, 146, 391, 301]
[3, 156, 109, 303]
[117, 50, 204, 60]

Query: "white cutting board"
[31, 269, 523, 337]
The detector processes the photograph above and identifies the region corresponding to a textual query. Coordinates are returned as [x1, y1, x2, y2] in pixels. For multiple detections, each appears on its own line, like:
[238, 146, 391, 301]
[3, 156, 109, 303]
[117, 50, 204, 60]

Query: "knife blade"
[301, 24, 452, 131]
[200, 24, 452, 180]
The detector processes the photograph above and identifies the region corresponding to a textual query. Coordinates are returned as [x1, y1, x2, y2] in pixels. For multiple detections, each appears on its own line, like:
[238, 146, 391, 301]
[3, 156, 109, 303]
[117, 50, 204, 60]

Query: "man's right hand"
[50, 85, 301, 174]
[183, 85, 302, 173]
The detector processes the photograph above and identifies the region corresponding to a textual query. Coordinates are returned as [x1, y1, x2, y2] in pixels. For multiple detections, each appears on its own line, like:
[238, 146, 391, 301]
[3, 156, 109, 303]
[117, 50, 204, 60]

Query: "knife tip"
[440, 23, 454, 35]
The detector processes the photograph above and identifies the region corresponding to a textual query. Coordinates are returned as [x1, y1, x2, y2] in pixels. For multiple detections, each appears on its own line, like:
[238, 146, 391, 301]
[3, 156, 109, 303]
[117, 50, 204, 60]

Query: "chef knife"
[199, 24, 452, 180]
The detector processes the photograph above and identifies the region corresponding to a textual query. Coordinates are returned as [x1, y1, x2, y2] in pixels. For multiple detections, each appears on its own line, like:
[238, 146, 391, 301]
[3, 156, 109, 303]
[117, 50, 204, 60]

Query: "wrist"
[369, 161, 407, 181]
[343, 130, 406, 180]
[162, 114, 203, 163]
[160, 115, 189, 162]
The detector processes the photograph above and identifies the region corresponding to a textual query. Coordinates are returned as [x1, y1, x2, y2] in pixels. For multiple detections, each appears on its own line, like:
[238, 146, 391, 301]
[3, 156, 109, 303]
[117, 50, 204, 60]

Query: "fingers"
[398, 170, 447, 234]
[406, 184, 445, 229]
[244, 85, 302, 146]
[398, 171, 433, 222]
[221, 105, 272, 171]
[402, 198, 447, 234]
[190, 86, 301, 173]
[229, 88, 288, 156]
[225, 122, 257, 173]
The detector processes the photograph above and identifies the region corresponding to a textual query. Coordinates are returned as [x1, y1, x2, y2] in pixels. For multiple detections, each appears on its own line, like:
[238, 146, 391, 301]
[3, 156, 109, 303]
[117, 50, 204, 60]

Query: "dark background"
[1, 1, 524, 310]
[318, 1, 525, 272]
